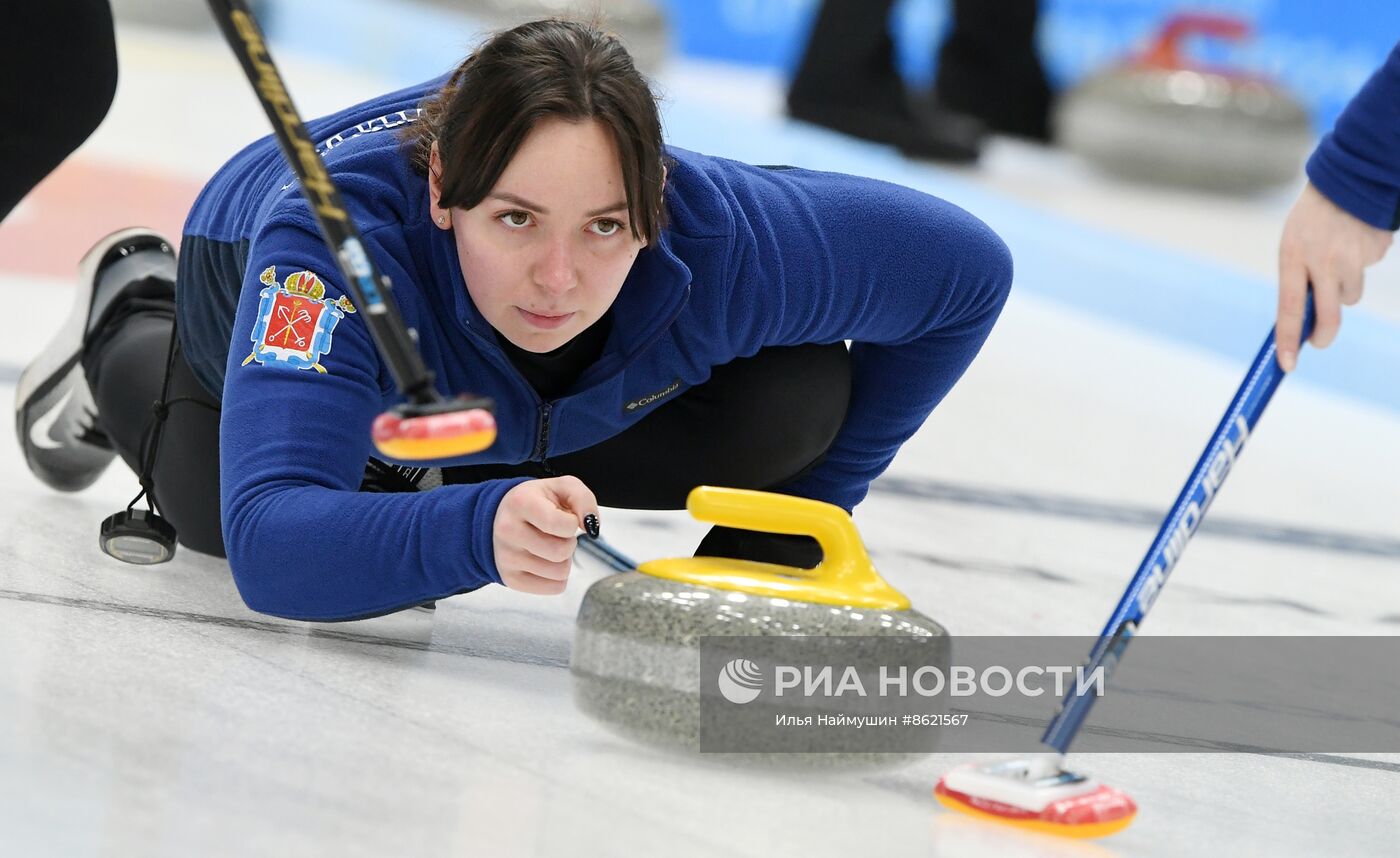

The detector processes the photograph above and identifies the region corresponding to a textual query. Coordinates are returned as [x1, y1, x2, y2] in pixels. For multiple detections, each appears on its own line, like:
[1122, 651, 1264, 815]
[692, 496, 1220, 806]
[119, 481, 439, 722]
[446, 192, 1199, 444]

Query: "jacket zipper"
[533, 402, 555, 472]
[454, 322, 551, 458]
[454, 283, 689, 467]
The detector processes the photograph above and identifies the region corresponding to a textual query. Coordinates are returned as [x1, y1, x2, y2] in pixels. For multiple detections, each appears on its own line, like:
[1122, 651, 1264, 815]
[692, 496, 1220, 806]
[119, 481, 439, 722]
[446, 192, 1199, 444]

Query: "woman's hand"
[1276, 182, 1393, 371]
[494, 476, 599, 595]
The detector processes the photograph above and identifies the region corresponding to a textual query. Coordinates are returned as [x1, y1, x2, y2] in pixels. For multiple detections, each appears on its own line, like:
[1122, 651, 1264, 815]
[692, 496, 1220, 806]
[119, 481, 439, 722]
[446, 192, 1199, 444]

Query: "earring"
[436, 215, 447, 226]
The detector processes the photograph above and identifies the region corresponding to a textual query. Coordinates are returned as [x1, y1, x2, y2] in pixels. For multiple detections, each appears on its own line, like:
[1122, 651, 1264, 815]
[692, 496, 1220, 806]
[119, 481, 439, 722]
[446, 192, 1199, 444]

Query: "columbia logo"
[624, 379, 681, 413]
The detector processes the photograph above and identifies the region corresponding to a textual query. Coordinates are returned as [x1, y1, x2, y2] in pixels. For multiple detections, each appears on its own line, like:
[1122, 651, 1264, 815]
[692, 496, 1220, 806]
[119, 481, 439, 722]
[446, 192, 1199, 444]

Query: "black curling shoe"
[15, 228, 175, 491]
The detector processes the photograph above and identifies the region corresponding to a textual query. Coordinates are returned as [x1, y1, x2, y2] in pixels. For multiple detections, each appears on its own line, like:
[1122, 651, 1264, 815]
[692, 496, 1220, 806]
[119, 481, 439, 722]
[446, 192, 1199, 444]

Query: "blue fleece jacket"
[1306, 40, 1400, 231]
[180, 77, 1013, 621]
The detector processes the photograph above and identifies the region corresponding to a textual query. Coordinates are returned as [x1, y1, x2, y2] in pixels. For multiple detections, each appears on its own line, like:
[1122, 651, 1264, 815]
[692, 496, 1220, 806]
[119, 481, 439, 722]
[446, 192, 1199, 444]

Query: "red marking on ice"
[0, 159, 202, 279]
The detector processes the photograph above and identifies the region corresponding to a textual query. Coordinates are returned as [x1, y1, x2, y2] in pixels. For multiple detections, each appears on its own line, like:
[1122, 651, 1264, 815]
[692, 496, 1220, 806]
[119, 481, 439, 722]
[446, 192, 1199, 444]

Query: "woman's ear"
[428, 142, 451, 230]
[428, 142, 442, 201]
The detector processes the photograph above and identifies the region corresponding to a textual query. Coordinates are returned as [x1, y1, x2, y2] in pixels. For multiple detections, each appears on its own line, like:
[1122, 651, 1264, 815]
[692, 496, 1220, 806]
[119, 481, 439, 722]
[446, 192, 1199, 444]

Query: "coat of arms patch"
[242, 266, 356, 373]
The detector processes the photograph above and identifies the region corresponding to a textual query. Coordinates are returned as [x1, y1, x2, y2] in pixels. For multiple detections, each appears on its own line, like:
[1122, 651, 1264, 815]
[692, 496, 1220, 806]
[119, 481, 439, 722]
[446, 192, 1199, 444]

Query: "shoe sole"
[15, 354, 110, 491]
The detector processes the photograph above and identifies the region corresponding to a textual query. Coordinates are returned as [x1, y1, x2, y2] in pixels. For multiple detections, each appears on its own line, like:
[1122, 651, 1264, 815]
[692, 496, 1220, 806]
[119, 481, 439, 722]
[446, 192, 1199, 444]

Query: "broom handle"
[205, 0, 439, 404]
[578, 534, 640, 574]
[1043, 296, 1316, 753]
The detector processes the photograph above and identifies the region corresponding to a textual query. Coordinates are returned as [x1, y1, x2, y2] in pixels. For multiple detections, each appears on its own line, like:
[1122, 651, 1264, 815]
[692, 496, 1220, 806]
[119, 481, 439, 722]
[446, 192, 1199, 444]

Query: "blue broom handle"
[1043, 296, 1316, 753]
[577, 533, 640, 574]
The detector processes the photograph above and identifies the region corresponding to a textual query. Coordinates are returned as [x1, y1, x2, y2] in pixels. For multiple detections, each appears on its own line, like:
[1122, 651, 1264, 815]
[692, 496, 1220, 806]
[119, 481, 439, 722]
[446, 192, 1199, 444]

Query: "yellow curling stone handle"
[638, 486, 911, 611]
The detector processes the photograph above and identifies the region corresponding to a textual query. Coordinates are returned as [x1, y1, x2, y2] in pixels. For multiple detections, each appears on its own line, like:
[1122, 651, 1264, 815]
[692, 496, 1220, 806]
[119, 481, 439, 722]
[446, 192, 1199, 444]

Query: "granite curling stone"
[1055, 13, 1311, 192]
[572, 487, 951, 768]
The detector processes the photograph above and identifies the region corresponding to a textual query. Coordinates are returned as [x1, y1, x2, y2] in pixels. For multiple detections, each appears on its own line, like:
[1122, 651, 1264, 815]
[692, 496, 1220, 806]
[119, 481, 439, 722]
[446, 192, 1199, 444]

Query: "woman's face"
[431, 117, 646, 353]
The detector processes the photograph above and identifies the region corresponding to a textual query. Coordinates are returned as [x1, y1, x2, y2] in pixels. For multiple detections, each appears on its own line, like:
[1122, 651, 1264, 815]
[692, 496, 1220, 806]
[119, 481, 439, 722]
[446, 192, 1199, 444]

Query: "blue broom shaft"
[577, 534, 639, 574]
[1043, 298, 1316, 753]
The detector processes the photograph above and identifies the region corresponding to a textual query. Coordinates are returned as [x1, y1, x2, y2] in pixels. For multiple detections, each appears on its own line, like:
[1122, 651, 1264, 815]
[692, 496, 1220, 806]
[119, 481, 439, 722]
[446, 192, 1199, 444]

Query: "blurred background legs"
[786, 0, 984, 163]
[785, 0, 1054, 163]
[934, 0, 1052, 142]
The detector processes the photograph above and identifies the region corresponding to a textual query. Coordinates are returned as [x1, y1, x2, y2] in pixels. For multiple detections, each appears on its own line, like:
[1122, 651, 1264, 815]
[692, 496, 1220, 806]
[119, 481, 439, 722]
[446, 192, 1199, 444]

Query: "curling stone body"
[1056, 14, 1311, 191]
[571, 488, 951, 768]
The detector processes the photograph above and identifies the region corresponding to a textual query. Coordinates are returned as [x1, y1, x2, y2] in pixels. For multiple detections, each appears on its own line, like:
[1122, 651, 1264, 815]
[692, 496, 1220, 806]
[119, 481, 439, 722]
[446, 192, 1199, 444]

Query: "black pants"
[789, 0, 1050, 140]
[0, 1, 118, 223]
[82, 298, 224, 556]
[85, 298, 852, 568]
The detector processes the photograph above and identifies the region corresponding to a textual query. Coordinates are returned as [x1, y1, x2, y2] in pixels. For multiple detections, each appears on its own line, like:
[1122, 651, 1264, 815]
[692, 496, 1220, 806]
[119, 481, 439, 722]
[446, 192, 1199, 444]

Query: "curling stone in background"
[572, 487, 950, 767]
[1055, 13, 1312, 192]
[449, 0, 670, 73]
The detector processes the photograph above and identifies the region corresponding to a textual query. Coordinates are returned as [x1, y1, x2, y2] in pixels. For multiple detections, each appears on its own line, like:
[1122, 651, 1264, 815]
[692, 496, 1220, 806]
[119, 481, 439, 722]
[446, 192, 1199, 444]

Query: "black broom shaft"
[206, 0, 438, 404]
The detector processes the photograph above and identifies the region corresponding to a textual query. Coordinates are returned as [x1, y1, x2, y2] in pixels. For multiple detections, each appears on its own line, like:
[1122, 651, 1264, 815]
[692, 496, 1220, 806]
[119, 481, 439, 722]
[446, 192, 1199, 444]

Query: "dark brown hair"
[406, 19, 667, 244]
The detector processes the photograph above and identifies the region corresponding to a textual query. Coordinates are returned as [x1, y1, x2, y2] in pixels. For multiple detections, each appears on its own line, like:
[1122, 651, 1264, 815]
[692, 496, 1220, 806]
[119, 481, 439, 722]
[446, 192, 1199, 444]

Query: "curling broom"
[206, 0, 496, 460]
[935, 297, 1316, 838]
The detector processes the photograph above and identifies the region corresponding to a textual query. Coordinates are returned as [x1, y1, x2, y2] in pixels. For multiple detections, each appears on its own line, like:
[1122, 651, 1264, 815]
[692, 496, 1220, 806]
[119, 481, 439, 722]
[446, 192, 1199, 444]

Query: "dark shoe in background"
[935, 57, 1054, 142]
[787, 92, 985, 163]
[787, 67, 985, 163]
[785, 0, 985, 164]
[934, 0, 1055, 142]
